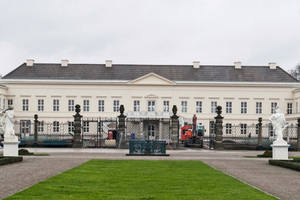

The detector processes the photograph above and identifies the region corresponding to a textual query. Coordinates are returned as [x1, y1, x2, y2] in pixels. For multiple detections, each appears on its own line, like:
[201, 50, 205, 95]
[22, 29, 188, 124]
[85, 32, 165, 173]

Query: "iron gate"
[82, 118, 118, 148]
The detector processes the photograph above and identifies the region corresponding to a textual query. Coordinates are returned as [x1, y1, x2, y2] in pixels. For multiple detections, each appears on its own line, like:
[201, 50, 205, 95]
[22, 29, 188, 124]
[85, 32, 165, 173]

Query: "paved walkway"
[1, 148, 300, 199]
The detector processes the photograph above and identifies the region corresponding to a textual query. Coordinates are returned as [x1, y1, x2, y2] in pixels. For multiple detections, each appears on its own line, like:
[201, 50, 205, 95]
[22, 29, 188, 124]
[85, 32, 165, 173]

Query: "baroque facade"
[0, 60, 299, 137]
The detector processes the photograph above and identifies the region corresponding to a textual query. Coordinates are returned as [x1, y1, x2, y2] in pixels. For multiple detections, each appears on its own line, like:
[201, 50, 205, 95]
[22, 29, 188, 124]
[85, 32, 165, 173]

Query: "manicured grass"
[6, 160, 276, 200]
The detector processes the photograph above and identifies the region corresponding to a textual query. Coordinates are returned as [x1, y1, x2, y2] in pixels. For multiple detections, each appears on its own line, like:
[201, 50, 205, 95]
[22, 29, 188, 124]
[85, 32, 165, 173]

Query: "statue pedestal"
[271, 140, 290, 160]
[1, 136, 20, 157]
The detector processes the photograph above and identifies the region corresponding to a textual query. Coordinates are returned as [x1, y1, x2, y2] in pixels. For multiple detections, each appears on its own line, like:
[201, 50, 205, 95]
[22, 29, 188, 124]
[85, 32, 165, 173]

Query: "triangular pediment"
[144, 94, 159, 98]
[128, 73, 176, 85]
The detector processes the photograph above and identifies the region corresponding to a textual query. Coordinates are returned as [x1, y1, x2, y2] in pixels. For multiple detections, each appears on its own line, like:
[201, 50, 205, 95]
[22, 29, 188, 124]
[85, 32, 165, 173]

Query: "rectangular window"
[287, 103, 292, 114]
[113, 100, 119, 112]
[148, 101, 155, 112]
[271, 102, 277, 114]
[196, 101, 202, 113]
[53, 121, 59, 132]
[8, 99, 13, 107]
[3, 99, 5, 110]
[68, 121, 74, 133]
[211, 102, 217, 113]
[23, 99, 29, 111]
[181, 101, 187, 113]
[296, 102, 298, 114]
[98, 100, 104, 112]
[134, 101, 140, 112]
[241, 102, 247, 114]
[256, 124, 259, 135]
[226, 102, 232, 113]
[68, 100, 74, 112]
[83, 100, 89, 112]
[268, 123, 274, 137]
[163, 101, 169, 112]
[0, 98, 1, 109]
[38, 121, 44, 132]
[226, 123, 232, 134]
[241, 124, 247, 134]
[83, 121, 89, 133]
[38, 99, 44, 111]
[256, 102, 262, 114]
[53, 99, 59, 111]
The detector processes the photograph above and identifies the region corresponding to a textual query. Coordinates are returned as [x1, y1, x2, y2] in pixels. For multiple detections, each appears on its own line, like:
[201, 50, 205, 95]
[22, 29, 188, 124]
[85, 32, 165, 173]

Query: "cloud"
[0, 0, 300, 75]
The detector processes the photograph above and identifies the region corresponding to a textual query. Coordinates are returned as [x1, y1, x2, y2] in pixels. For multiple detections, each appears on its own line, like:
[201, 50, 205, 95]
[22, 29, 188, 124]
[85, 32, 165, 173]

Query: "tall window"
[134, 101, 140, 112]
[98, 100, 104, 112]
[3, 99, 5, 109]
[53, 99, 59, 111]
[38, 121, 44, 132]
[68, 100, 74, 112]
[241, 102, 247, 114]
[211, 102, 217, 113]
[226, 102, 232, 113]
[287, 103, 292, 114]
[23, 99, 29, 111]
[53, 121, 59, 132]
[148, 101, 155, 112]
[113, 100, 119, 112]
[8, 99, 13, 107]
[163, 101, 169, 112]
[271, 102, 277, 114]
[256, 102, 262, 114]
[268, 123, 274, 136]
[181, 101, 187, 113]
[83, 121, 89, 132]
[148, 124, 155, 137]
[296, 102, 298, 114]
[256, 124, 259, 135]
[38, 99, 44, 111]
[83, 100, 89, 112]
[68, 121, 74, 133]
[226, 123, 232, 134]
[241, 124, 247, 134]
[196, 101, 202, 113]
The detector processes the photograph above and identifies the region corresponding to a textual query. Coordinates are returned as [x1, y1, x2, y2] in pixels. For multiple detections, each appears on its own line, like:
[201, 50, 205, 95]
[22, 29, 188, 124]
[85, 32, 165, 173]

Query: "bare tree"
[288, 63, 300, 81]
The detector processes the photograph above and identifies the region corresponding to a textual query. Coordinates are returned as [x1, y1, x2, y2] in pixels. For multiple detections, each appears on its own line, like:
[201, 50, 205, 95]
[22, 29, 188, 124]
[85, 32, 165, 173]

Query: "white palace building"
[0, 59, 300, 136]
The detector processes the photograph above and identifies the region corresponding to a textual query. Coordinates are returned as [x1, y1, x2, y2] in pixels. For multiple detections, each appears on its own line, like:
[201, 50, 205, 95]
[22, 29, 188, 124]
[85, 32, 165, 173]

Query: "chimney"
[61, 60, 68, 67]
[269, 62, 276, 69]
[193, 61, 200, 68]
[26, 59, 34, 66]
[234, 61, 241, 69]
[105, 60, 112, 67]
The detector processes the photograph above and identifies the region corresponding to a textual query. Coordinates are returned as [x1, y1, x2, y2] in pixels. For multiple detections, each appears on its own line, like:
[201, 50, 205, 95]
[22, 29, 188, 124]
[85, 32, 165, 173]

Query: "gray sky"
[1, 0, 300, 76]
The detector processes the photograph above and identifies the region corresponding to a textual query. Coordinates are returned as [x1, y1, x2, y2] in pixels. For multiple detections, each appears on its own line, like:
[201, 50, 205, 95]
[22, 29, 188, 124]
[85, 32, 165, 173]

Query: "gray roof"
[2, 63, 298, 82]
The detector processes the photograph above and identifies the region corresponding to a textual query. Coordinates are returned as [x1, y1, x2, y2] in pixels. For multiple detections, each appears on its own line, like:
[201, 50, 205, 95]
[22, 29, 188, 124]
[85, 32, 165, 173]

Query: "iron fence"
[222, 123, 298, 148]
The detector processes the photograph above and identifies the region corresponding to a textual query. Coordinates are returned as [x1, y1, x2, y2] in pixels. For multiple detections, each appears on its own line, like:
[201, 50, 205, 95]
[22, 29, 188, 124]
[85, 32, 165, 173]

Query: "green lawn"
[6, 160, 276, 200]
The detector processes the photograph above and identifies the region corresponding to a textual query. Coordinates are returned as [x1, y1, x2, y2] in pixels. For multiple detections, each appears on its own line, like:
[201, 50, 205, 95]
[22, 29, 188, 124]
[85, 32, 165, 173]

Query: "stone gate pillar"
[73, 104, 82, 148]
[214, 106, 224, 150]
[171, 105, 179, 149]
[258, 117, 263, 150]
[34, 114, 38, 147]
[118, 105, 126, 133]
[297, 118, 300, 151]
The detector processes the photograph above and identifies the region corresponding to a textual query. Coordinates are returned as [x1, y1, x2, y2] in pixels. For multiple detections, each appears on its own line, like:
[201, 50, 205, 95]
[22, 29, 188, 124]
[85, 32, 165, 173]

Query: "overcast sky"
[0, 0, 300, 76]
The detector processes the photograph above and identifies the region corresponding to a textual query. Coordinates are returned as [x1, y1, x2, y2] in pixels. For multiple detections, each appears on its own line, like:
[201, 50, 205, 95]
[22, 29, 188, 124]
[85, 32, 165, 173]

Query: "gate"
[204, 121, 216, 149]
[82, 118, 118, 148]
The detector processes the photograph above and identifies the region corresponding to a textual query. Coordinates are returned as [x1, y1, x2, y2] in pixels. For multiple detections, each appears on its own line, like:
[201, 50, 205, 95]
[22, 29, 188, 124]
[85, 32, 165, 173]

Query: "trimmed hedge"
[269, 159, 300, 171]
[0, 156, 23, 165]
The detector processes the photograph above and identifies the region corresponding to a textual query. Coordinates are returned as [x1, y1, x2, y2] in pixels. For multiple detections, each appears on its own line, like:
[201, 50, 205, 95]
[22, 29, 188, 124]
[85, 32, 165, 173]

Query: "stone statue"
[1, 106, 16, 138]
[269, 106, 288, 144]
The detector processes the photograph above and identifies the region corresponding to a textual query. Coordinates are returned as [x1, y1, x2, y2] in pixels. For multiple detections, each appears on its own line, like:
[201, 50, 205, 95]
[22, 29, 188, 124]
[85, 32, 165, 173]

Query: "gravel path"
[1, 148, 300, 199]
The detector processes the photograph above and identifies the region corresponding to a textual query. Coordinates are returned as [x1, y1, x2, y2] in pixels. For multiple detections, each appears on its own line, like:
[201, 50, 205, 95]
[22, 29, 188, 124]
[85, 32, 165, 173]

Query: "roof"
[2, 63, 298, 82]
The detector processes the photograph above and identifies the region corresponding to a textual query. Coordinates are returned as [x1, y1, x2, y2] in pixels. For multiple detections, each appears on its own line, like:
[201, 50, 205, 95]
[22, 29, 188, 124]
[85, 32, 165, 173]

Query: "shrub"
[19, 149, 33, 155]
[257, 150, 272, 157]
[0, 156, 23, 165]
